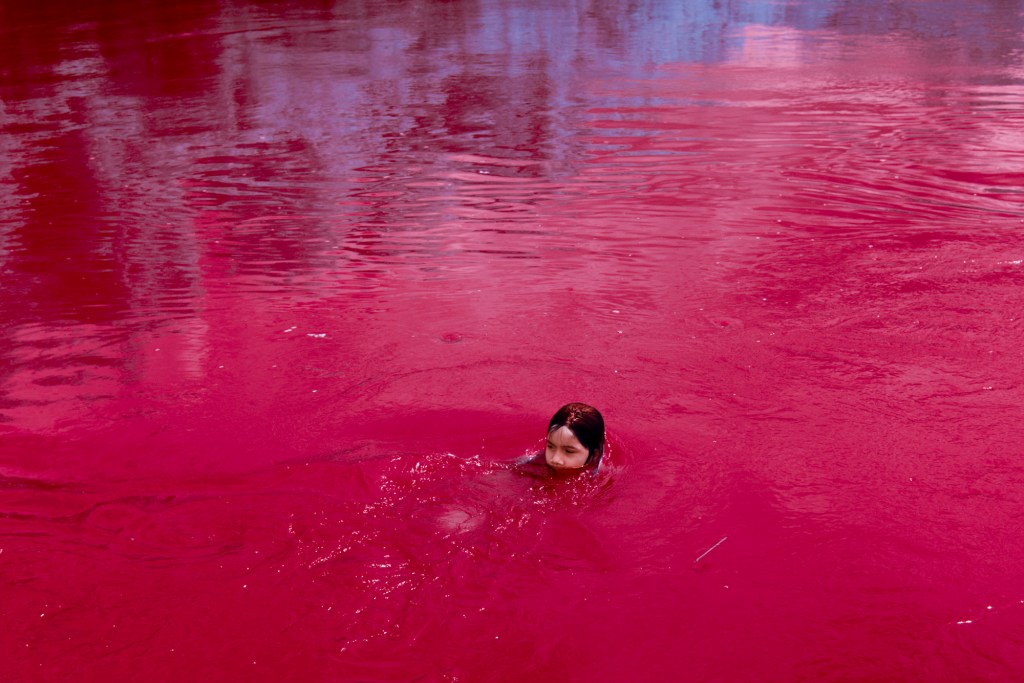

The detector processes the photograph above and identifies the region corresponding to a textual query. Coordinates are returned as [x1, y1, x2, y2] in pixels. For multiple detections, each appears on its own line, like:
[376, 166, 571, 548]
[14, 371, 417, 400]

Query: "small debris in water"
[695, 536, 728, 564]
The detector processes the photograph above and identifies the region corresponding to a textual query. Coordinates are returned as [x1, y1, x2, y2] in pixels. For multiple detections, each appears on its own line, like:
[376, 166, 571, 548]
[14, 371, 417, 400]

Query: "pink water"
[3, 0, 1024, 680]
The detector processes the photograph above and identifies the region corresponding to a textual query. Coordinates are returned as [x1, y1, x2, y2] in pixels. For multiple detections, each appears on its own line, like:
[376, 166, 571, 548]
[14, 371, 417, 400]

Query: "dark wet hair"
[547, 403, 605, 465]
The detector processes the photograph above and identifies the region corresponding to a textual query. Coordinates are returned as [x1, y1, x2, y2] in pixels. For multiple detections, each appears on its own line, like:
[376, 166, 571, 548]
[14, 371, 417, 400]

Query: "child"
[542, 402, 605, 473]
[516, 403, 602, 479]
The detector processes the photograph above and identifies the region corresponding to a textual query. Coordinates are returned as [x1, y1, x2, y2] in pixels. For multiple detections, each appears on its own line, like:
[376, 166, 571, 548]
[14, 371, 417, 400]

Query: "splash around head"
[544, 403, 605, 473]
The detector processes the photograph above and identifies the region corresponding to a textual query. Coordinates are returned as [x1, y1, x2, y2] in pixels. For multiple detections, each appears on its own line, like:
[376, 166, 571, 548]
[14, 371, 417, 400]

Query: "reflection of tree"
[0, 1, 229, 420]
[827, 0, 1024, 65]
[94, 2, 222, 101]
[0, 0, 1022, 415]
[0, 1, 227, 328]
[4, 128, 129, 324]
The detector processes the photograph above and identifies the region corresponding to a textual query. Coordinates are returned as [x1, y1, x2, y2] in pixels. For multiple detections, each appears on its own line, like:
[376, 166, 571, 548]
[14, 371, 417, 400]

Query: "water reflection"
[0, 0, 1019, 433]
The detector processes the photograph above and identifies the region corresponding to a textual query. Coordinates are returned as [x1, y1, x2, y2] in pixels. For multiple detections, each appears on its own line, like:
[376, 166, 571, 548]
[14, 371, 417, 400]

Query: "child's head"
[545, 403, 605, 470]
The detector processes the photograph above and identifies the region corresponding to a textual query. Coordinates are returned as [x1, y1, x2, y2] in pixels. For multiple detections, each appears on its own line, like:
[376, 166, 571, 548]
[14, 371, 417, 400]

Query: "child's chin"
[547, 464, 586, 478]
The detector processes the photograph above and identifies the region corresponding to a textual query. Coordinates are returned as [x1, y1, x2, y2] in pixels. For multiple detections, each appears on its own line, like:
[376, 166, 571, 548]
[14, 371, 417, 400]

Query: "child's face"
[545, 426, 590, 470]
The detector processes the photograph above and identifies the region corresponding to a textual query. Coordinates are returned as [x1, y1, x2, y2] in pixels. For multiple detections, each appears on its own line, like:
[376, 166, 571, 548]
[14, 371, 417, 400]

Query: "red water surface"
[3, 0, 1024, 680]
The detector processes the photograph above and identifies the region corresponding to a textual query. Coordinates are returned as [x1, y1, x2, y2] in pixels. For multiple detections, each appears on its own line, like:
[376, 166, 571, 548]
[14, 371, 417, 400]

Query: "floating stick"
[694, 536, 728, 564]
